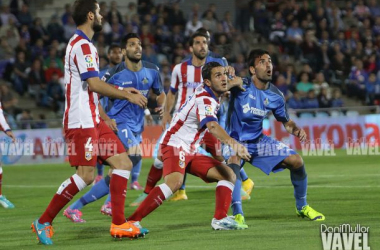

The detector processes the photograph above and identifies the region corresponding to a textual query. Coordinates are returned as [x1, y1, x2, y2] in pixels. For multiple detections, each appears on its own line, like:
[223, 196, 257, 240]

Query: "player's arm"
[226, 75, 245, 91]
[98, 103, 117, 131]
[0, 105, 15, 142]
[162, 65, 180, 129]
[206, 121, 250, 161]
[283, 119, 306, 142]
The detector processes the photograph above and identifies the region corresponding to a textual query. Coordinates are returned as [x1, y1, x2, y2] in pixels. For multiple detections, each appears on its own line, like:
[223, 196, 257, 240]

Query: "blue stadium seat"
[346, 110, 359, 117]
[316, 112, 329, 118]
[299, 112, 314, 118]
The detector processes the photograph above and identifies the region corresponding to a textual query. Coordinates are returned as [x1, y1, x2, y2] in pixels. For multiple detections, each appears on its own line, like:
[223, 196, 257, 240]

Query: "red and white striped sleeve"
[170, 64, 181, 93]
[0, 102, 11, 132]
[196, 95, 218, 128]
[73, 42, 99, 81]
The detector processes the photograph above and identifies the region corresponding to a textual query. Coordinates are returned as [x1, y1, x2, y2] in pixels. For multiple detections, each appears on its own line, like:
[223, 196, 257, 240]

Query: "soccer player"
[128, 62, 251, 230]
[63, 33, 165, 222]
[94, 43, 123, 184]
[0, 101, 16, 209]
[31, 0, 148, 245]
[226, 49, 325, 228]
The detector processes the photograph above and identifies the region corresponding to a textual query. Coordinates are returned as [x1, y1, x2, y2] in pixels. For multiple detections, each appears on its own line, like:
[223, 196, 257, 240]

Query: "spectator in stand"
[365, 72, 380, 105]
[202, 3, 218, 21]
[232, 53, 246, 76]
[34, 114, 48, 129]
[0, 5, 18, 26]
[342, 9, 358, 30]
[16, 109, 33, 130]
[287, 90, 303, 109]
[368, 0, 380, 17]
[275, 74, 289, 97]
[47, 72, 64, 114]
[303, 90, 319, 109]
[235, 0, 250, 32]
[31, 38, 47, 61]
[331, 89, 344, 107]
[43, 47, 64, 72]
[353, 0, 370, 21]
[270, 11, 287, 45]
[19, 24, 31, 44]
[0, 17, 20, 49]
[286, 19, 303, 58]
[29, 17, 49, 45]
[318, 87, 331, 108]
[61, 3, 72, 25]
[251, 0, 269, 36]
[365, 53, 377, 73]
[347, 58, 368, 100]
[0, 84, 19, 118]
[202, 10, 217, 34]
[281, 63, 297, 92]
[63, 15, 76, 42]
[313, 72, 329, 95]
[28, 58, 46, 98]
[185, 14, 203, 37]
[168, 2, 186, 28]
[47, 15, 65, 43]
[0, 38, 14, 61]
[296, 71, 314, 96]
[12, 51, 29, 96]
[221, 11, 235, 35]
[17, 3, 33, 27]
[107, 1, 123, 25]
[44, 60, 63, 83]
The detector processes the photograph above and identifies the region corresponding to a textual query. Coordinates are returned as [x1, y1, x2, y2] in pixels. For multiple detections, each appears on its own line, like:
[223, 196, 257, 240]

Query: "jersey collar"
[75, 29, 91, 42]
[204, 85, 219, 102]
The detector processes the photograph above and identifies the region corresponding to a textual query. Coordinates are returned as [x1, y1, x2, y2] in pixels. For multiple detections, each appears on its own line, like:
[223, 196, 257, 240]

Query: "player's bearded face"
[254, 54, 273, 83]
[192, 37, 208, 60]
[126, 38, 142, 63]
[109, 48, 123, 65]
[92, 5, 103, 33]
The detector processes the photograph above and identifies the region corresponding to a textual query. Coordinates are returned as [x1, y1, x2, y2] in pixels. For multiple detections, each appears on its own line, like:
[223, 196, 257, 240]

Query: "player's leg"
[169, 173, 188, 201]
[0, 163, 14, 208]
[129, 143, 143, 190]
[130, 157, 163, 206]
[281, 154, 325, 221]
[187, 155, 241, 230]
[31, 127, 96, 245]
[240, 167, 254, 196]
[94, 162, 104, 184]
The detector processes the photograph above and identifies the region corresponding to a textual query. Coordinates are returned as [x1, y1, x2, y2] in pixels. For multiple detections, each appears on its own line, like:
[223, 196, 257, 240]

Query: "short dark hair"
[202, 62, 222, 81]
[189, 31, 209, 46]
[247, 49, 270, 75]
[121, 33, 140, 48]
[72, 0, 98, 26]
[108, 43, 121, 54]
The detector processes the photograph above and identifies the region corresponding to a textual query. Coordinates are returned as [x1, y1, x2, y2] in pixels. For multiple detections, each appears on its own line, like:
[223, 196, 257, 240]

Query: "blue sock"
[231, 178, 244, 216]
[96, 162, 104, 176]
[69, 178, 110, 210]
[180, 173, 187, 190]
[240, 167, 248, 181]
[290, 165, 308, 211]
[104, 194, 111, 205]
[130, 155, 142, 183]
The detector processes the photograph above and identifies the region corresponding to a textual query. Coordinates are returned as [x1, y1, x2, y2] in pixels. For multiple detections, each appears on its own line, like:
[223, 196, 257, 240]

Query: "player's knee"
[78, 170, 95, 185]
[154, 158, 163, 169]
[114, 154, 133, 170]
[227, 155, 240, 165]
[165, 177, 183, 192]
[289, 154, 304, 170]
[225, 167, 236, 184]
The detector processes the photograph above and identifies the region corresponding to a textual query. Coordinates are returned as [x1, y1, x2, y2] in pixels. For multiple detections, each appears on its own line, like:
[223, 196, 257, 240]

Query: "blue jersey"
[227, 78, 290, 142]
[105, 61, 163, 134]
[99, 65, 112, 112]
[182, 52, 228, 66]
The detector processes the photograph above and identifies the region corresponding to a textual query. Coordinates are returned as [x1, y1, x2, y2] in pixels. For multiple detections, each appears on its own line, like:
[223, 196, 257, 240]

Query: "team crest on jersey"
[85, 55, 94, 68]
[205, 105, 214, 116]
[264, 98, 270, 106]
[249, 94, 256, 100]
[85, 151, 92, 161]
[142, 77, 149, 84]
[179, 160, 185, 168]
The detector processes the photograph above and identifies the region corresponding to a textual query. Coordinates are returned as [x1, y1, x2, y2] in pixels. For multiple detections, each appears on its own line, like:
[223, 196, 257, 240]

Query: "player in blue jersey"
[93, 44, 123, 185]
[225, 49, 325, 228]
[63, 33, 165, 222]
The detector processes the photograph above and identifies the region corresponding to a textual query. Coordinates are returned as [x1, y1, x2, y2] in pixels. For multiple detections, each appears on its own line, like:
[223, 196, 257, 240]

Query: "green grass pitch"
[0, 151, 379, 250]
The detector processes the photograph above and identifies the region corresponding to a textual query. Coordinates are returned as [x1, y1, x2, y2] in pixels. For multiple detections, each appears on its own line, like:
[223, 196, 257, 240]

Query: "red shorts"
[160, 144, 222, 183]
[201, 131, 221, 158]
[65, 120, 125, 167]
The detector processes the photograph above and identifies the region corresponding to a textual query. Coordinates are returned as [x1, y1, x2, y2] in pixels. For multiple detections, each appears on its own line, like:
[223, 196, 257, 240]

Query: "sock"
[0, 166, 3, 196]
[110, 169, 130, 225]
[104, 193, 111, 205]
[96, 162, 104, 176]
[103, 174, 111, 205]
[130, 155, 142, 183]
[240, 167, 248, 182]
[214, 180, 234, 220]
[179, 173, 187, 190]
[144, 163, 163, 194]
[291, 165, 308, 210]
[229, 163, 244, 216]
[128, 183, 172, 221]
[39, 174, 86, 224]
[70, 176, 110, 210]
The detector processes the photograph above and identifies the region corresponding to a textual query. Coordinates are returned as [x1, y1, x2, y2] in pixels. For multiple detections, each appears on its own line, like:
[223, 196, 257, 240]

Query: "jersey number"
[85, 137, 93, 151]
[122, 129, 128, 138]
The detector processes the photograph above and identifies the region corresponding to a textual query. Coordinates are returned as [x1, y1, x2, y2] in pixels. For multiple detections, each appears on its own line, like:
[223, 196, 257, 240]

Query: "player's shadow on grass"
[165, 222, 206, 230]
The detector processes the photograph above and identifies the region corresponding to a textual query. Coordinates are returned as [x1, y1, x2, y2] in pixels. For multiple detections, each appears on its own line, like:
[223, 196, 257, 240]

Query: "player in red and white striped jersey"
[0, 101, 15, 209]
[128, 62, 250, 230]
[31, 0, 148, 245]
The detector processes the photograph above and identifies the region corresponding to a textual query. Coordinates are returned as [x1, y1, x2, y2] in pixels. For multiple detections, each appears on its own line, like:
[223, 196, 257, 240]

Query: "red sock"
[214, 183, 233, 220]
[39, 177, 80, 224]
[144, 164, 162, 194]
[0, 171, 3, 196]
[110, 172, 128, 225]
[128, 186, 166, 222]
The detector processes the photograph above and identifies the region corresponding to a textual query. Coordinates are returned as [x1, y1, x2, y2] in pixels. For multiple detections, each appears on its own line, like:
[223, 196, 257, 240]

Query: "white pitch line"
[3, 184, 379, 189]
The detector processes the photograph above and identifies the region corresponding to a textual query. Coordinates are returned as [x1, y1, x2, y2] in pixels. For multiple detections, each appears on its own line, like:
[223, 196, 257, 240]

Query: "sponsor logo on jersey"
[242, 103, 266, 116]
[185, 82, 202, 88]
[122, 81, 133, 85]
[249, 94, 256, 100]
[85, 55, 94, 68]
[205, 105, 214, 116]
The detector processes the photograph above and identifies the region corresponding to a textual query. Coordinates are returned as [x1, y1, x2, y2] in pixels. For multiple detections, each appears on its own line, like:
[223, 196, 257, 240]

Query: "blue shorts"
[223, 135, 297, 175]
[116, 123, 142, 150]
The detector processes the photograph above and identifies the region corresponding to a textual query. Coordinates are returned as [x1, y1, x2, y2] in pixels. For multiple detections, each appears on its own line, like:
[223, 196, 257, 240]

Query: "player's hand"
[161, 112, 172, 130]
[228, 76, 245, 91]
[295, 129, 307, 142]
[145, 114, 153, 125]
[236, 142, 250, 161]
[123, 88, 147, 108]
[155, 107, 164, 118]
[105, 119, 118, 132]
[226, 66, 236, 78]
[5, 130, 15, 143]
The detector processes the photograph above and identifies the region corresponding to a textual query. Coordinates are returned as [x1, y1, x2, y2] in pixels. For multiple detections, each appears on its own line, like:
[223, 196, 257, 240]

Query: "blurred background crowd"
[1, 0, 380, 129]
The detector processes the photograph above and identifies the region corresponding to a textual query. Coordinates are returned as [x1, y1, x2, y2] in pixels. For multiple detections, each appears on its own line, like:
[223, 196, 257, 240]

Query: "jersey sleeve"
[170, 64, 180, 94]
[196, 96, 218, 128]
[0, 102, 11, 131]
[73, 43, 99, 81]
[273, 95, 290, 122]
[152, 70, 163, 95]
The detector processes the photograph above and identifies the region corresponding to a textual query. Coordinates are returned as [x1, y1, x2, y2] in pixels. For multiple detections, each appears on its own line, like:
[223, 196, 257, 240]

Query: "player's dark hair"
[202, 61, 222, 81]
[108, 43, 121, 54]
[189, 31, 209, 46]
[247, 49, 270, 76]
[121, 33, 140, 48]
[72, 0, 98, 26]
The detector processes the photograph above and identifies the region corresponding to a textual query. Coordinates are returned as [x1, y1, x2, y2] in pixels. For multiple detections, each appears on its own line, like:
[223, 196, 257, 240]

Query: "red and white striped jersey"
[0, 101, 10, 132]
[170, 57, 226, 112]
[160, 85, 220, 153]
[63, 30, 100, 130]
